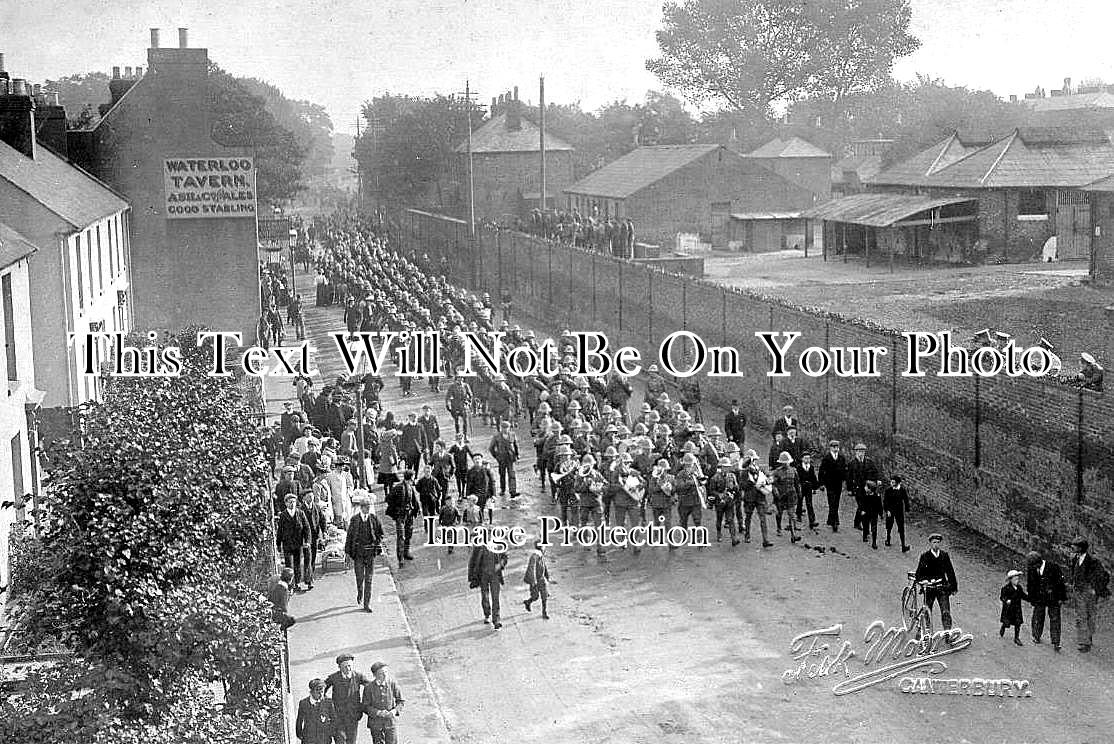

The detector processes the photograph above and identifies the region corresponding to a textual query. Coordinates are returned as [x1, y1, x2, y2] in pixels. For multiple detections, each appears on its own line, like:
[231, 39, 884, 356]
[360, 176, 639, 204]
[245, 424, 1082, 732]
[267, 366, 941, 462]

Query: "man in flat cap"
[1068, 537, 1110, 652]
[296, 678, 338, 744]
[914, 533, 959, 630]
[362, 661, 405, 744]
[345, 492, 384, 612]
[325, 654, 368, 743]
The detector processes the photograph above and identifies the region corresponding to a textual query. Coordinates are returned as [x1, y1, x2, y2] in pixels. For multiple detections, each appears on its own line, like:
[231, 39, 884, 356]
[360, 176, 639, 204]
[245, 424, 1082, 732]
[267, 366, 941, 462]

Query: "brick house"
[451, 91, 574, 223]
[563, 144, 821, 249]
[806, 127, 1114, 268]
[67, 28, 261, 343]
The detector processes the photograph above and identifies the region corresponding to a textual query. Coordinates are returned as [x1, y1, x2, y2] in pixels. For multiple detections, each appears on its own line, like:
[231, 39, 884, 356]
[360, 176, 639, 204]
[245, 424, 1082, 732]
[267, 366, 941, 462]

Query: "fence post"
[548, 241, 553, 306]
[721, 288, 727, 346]
[568, 245, 574, 324]
[890, 336, 897, 448]
[1077, 390, 1085, 504]
[682, 281, 687, 330]
[973, 375, 981, 470]
[529, 238, 534, 296]
[591, 254, 597, 323]
[497, 231, 503, 298]
[510, 232, 517, 297]
[648, 270, 654, 346]
[618, 259, 624, 332]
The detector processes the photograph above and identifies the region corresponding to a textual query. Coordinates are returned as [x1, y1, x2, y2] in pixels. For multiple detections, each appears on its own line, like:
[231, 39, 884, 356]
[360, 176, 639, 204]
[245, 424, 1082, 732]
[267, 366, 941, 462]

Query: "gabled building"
[564, 143, 822, 250]
[744, 136, 832, 200]
[451, 88, 575, 222]
[805, 127, 1114, 267]
[0, 76, 132, 409]
[68, 28, 261, 343]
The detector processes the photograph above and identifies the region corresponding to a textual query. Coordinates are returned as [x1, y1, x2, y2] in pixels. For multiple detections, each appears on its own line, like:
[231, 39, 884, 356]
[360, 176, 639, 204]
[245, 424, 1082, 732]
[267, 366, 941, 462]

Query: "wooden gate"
[1056, 190, 1092, 260]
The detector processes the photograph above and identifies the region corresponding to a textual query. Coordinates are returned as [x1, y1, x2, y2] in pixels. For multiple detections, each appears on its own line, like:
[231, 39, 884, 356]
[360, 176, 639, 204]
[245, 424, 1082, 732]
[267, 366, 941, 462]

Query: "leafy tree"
[3, 327, 281, 733]
[43, 71, 112, 126]
[237, 77, 335, 179]
[355, 94, 484, 209]
[208, 65, 308, 206]
[647, 0, 919, 117]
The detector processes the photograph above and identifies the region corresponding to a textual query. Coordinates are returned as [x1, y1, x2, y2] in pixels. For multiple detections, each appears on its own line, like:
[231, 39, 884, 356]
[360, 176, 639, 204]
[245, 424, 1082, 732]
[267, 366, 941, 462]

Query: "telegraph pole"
[539, 75, 547, 213]
[463, 80, 477, 237]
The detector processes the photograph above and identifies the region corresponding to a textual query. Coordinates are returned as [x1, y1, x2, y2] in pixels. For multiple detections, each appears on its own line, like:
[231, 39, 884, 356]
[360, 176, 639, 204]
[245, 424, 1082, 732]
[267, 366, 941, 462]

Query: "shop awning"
[801, 193, 977, 227]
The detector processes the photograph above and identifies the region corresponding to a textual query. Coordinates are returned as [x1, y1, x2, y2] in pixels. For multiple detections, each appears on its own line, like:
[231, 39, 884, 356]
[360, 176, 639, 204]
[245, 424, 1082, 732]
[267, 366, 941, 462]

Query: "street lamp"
[289, 227, 298, 290]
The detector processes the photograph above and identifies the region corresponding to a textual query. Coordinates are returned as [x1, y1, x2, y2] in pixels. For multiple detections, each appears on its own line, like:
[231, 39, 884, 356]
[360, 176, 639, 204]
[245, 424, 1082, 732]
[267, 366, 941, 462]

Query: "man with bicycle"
[914, 533, 959, 630]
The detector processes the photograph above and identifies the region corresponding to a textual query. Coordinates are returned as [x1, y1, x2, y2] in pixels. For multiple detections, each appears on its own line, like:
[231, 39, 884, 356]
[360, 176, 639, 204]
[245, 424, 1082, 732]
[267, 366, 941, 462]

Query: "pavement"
[268, 267, 1114, 744]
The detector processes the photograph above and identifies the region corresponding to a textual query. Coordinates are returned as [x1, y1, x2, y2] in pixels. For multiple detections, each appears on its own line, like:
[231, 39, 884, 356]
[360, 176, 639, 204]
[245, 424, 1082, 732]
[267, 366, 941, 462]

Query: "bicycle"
[902, 571, 946, 639]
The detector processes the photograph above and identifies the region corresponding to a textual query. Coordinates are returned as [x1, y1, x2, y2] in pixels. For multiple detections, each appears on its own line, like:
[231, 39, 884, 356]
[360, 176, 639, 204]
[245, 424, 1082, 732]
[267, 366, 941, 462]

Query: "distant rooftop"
[564, 144, 723, 198]
[747, 136, 830, 159]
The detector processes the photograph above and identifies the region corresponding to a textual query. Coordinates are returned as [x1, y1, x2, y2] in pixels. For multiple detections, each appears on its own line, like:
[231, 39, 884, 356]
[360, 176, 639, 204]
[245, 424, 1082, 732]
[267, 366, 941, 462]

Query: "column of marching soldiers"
[269, 211, 910, 597]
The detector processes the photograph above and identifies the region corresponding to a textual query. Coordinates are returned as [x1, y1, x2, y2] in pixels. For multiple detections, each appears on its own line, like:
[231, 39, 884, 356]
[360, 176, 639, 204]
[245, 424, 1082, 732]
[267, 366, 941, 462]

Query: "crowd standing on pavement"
[266, 211, 1111, 742]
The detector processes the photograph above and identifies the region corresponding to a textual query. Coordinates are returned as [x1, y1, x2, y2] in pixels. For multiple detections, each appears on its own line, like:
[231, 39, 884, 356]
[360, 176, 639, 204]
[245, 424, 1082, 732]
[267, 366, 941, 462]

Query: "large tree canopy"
[647, 0, 919, 116]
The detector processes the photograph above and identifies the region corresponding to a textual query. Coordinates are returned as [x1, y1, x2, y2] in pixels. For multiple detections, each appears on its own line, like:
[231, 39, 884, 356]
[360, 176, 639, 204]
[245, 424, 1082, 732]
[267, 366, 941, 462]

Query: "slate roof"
[0, 139, 129, 230]
[456, 112, 573, 154]
[747, 136, 830, 158]
[872, 128, 1114, 189]
[831, 154, 884, 184]
[563, 144, 723, 198]
[0, 222, 38, 268]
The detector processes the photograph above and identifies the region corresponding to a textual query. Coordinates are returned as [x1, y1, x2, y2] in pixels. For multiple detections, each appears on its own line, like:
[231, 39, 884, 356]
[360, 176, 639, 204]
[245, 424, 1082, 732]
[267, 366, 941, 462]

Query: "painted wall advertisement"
[163, 157, 257, 219]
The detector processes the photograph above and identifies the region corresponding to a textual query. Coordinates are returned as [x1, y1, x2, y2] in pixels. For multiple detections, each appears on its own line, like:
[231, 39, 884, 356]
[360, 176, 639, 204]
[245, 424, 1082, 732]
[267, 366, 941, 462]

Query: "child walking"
[1000, 569, 1028, 645]
[523, 540, 551, 620]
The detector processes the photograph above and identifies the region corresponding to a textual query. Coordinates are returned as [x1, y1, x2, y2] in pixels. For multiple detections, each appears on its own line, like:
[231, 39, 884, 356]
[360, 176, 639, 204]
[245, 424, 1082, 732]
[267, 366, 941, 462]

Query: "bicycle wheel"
[917, 606, 933, 637]
[901, 586, 918, 627]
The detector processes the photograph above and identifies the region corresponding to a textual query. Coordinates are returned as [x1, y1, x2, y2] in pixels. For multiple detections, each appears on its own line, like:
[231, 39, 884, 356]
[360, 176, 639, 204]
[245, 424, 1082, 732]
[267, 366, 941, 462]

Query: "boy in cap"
[362, 661, 405, 744]
[914, 533, 959, 630]
[296, 678, 338, 744]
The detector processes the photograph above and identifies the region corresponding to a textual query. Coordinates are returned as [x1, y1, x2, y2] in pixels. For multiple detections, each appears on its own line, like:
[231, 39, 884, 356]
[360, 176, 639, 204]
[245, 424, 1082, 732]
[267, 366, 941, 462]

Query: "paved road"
[280, 270, 1114, 744]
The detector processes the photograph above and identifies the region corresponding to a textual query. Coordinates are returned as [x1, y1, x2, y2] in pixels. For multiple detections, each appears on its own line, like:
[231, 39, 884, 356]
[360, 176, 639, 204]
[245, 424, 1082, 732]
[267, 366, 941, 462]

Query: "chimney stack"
[112, 66, 121, 79]
[150, 28, 160, 49]
[136, 66, 143, 77]
[124, 66, 133, 78]
[1010, 94, 1018, 103]
[1064, 77, 1072, 93]
[491, 96, 497, 115]
[505, 87, 521, 131]
[179, 28, 189, 48]
[513, 86, 518, 101]
[35, 85, 68, 157]
[0, 77, 37, 158]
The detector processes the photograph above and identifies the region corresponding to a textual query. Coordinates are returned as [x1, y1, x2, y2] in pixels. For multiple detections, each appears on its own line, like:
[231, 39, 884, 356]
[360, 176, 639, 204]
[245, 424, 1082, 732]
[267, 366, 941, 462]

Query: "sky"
[3, 0, 1114, 135]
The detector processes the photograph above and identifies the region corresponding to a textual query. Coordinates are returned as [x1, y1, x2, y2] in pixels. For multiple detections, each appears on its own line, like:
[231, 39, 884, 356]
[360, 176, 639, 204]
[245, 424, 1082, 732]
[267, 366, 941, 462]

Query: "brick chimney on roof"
[0, 75, 37, 159]
[505, 87, 521, 131]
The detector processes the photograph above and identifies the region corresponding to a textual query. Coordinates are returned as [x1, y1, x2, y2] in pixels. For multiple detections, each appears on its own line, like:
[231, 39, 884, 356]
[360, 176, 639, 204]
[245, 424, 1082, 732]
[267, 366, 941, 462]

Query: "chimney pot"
[1010, 94, 1018, 103]
[1064, 77, 1072, 91]
[32, 83, 41, 97]
[150, 28, 160, 48]
[179, 28, 189, 48]
[491, 96, 497, 114]
[112, 66, 121, 79]
[49, 91, 60, 106]
[0, 53, 5, 73]
[513, 86, 518, 101]
[124, 66, 133, 78]
[136, 66, 143, 77]
[11, 79, 28, 96]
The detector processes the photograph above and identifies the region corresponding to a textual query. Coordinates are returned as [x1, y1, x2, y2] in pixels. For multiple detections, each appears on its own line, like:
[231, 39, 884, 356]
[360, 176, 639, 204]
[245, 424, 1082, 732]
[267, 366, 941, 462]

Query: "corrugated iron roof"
[801, 193, 976, 227]
[564, 144, 723, 198]
[456, 112, 573, 154]
[0, 140, 129, 230]
[729, 211, 802, 221]
[0, 222, 38, 268]
[748, 136, 830, 158]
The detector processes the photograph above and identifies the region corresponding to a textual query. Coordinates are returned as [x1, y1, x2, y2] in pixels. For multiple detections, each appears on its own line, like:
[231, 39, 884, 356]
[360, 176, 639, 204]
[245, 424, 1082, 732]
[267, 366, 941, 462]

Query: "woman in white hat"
[999, 569, 1028, 646]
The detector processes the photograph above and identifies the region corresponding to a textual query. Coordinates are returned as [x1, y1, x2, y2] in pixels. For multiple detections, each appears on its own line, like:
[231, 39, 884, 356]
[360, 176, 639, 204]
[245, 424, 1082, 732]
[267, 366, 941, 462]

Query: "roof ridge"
[925, 132, 958, 176]
[980, 130, 1019, 185]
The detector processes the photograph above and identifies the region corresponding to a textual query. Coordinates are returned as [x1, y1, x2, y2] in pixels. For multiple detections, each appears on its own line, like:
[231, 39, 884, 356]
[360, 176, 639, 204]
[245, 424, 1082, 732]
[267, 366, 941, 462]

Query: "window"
[75, 234, 84, 310]
[1018, 190, 1047, 216]
[3, 272, 15, 381]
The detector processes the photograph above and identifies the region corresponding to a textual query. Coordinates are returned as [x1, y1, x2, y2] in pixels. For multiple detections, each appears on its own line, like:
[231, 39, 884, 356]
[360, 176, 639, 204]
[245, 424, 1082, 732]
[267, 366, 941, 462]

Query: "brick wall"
[470, 150, 575, 221]
[401, 210, 1114, 561]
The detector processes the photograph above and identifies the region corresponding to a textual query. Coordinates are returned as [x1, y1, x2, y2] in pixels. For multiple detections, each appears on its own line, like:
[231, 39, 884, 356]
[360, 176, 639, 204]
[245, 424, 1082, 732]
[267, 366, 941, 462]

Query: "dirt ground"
[704, 251, 1114, 366]
[293, 275, 1114, 744]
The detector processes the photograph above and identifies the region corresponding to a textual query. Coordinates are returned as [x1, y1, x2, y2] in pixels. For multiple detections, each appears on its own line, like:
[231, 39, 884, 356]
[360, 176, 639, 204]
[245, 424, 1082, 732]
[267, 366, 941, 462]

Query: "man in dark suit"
[277, 492, 312, 591]
[1068, 536, 1110, 652]
[724, 400, 747, 448]
[299, 490, 327, 590]
[1026, 549, 1068, 650]
[914, 533, 959, 630]
[398, 412, 428, 474]
[468, 541, 508, 629]
[771, 405, 798, 439]
[386, 471, 421, 564]
[325, 654, 367, 743]
[818, 439, 847, 532]
[845, 442, 880, 542]
[345, 492, 384, 612]
[296, 678, 338, 744]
